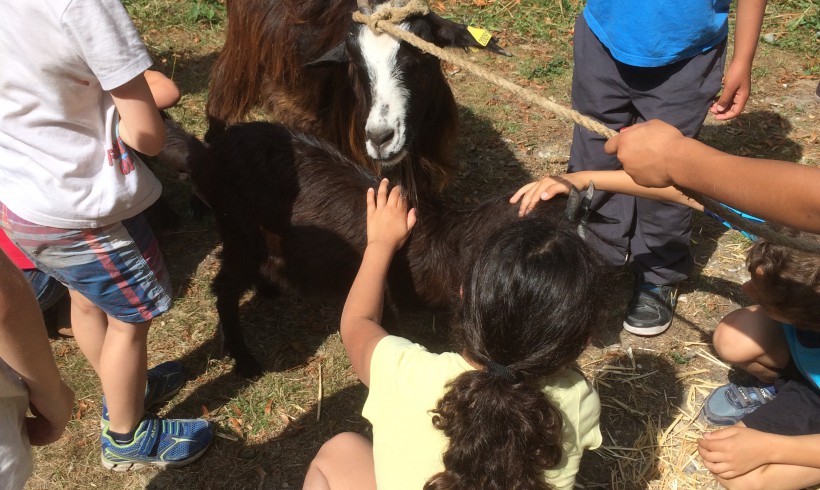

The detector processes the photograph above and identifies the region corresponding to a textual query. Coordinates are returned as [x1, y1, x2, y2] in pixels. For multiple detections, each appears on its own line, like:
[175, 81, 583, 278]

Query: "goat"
[205, 0, 510, 200]
[165, 120, 586, 378]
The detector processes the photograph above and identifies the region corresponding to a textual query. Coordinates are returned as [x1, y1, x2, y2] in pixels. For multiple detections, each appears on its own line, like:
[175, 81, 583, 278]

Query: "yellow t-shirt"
[362, 336, 602, 490]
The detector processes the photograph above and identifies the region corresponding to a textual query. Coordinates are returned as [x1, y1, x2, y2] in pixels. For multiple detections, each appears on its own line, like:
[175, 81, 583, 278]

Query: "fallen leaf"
[264, 399, 274, 416]
[75, 399, 89, 420]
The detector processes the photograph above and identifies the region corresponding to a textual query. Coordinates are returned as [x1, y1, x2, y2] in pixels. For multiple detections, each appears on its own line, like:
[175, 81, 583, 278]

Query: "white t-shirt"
[0, 1, 161, 229]
[0, 359, 32, 490]
[363, 336, 603, 490]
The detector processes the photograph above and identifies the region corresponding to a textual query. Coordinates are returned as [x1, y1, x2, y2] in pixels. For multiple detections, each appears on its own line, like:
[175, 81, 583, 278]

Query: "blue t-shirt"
[583, 1, 731, 67]
[783, 324, 820, 392]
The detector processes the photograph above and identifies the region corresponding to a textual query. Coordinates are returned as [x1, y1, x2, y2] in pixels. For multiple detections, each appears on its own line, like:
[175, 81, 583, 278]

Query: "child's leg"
[68, 289, 108, 372]
[99, 316, 149, 434]
[69, 289, 149, 433]
[303, 432, 376, 490]
[713, 305, 791, 383]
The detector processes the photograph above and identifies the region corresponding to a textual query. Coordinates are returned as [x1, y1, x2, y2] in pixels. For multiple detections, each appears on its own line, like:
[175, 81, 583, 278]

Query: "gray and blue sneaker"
[701, 381, 776, 426]
[101, 415, 213, 471]
[102, 361, 187, 425]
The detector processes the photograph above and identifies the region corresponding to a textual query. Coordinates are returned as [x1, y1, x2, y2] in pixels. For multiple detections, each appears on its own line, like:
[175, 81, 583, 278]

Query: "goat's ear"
[565, 186, 582, 222]
[566, 181, 618, 237]
[305, 43, 350, 67]
[423, 12, 511, 57]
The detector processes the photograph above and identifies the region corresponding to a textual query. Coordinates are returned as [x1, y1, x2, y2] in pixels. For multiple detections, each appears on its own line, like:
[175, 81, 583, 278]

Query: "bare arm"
[510, 170, 703, 216]
[710, 0, 766, 120]
[698, 425, 820, 487]
[604, 120, 820, 233]
[0, 250, 74, 446]
[144, 70, 181, 110]
[111, 73, 167, 156]
[340, 180, 416, 387]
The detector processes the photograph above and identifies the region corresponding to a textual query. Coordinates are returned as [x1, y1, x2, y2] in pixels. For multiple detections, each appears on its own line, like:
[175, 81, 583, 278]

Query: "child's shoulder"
[541, 367, 600, 412]
[371, 335, 472, 377]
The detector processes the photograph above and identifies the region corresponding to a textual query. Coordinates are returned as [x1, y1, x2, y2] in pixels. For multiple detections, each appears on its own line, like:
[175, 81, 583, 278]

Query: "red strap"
[0, 229, 35, 270]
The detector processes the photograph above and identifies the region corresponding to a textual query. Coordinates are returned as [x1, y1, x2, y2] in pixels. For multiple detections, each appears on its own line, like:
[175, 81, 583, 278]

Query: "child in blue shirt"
[567, 0, 766, 336]
[698, 234, 820, 489]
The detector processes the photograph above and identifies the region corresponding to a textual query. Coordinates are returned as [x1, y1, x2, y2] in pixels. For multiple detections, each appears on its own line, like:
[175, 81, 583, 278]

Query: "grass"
[26, 0, 820, 489]
[444, 0, 582, 39]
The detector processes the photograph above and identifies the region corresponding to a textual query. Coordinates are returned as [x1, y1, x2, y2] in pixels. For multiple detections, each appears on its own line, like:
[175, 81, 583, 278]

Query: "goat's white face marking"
[359, 22, 409, 165]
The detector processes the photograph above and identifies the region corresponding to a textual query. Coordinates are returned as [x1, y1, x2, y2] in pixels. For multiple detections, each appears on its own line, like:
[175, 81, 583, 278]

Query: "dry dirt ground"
[25, 7, 820, 490]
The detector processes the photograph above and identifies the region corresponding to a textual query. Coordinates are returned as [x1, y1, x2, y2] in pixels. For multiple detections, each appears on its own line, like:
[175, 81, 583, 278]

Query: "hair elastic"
[485, 360, 515, 382]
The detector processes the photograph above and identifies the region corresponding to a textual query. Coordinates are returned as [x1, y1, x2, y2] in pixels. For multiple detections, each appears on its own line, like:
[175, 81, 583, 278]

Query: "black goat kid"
[166, 121, 584, 378]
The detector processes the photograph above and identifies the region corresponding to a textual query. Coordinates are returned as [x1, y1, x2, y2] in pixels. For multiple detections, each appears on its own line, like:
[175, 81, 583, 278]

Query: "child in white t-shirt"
[0, 1, 210, 470]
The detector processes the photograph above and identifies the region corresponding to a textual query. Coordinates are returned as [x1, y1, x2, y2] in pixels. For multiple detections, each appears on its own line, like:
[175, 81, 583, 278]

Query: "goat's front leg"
[212, 266, 263, 379]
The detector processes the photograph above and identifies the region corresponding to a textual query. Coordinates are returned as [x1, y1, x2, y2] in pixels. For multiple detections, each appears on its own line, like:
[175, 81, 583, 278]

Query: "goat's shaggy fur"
[206, 0, 508, 199]
[167, 121, 573, 377]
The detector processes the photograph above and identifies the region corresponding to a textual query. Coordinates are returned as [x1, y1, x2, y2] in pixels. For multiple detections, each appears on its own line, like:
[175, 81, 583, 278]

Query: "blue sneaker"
[144, 361, 187, 408]
[701, 381, 776, 426]
[101, 415, 213, 470]
[102, 361, 187, 424]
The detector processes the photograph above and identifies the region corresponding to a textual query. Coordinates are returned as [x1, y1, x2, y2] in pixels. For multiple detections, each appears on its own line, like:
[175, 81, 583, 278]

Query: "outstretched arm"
[0, 250, 74, 446]
[604, 120, 820, 233]
[510, 170, 703, 216]
[710, 0, 766, 120]
[340, 179, 416, 387]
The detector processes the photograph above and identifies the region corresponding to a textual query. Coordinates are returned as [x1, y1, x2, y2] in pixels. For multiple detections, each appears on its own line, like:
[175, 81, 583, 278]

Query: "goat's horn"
[357, 0, 372, 14]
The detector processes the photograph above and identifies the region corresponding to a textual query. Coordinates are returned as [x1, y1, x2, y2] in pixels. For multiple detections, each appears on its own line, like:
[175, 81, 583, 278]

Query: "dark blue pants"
[569, 14, 726, 285]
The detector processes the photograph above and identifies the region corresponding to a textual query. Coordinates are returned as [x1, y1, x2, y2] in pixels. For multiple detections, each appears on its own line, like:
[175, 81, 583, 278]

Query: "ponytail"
[424, 370, 562, 490]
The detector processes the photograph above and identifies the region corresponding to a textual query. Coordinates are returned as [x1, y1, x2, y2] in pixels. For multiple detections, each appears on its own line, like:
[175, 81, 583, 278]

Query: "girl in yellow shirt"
[304, 179, 603, 490]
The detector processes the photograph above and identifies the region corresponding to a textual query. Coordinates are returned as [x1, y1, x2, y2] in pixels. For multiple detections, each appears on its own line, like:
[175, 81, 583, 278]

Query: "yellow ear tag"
[467, 26, 492, 47]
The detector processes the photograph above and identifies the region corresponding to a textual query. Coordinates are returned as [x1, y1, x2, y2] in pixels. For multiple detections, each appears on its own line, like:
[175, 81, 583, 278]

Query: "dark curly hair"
[747, 230, 820, 331]
[424, 217, 603, 490]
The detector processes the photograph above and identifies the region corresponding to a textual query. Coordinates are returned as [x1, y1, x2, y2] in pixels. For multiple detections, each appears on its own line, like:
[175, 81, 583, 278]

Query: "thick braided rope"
[352, 9, 617, 139]
[361, 0, 429, 24]
[352, 7, 820, 254]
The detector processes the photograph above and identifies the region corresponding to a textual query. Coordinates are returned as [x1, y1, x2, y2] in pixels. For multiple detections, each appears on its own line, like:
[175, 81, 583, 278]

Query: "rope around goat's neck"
[360, 0, 429, 25]
[352, 5, 820, 254]
[352, 8, 617, 139]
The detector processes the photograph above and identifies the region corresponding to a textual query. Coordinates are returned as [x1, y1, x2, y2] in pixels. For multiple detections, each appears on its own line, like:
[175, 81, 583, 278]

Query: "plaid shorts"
[0, 202, 172, 323]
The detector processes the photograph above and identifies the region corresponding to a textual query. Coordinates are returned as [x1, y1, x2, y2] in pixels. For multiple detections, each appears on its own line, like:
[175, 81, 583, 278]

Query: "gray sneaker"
[623, 283, 677, 336]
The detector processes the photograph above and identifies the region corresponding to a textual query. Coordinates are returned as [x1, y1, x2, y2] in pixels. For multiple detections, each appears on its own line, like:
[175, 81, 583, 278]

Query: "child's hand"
[709, 60, 751, 121]
[26, 379, 74, 446]
[510, 175, 577, 217]
[366, 179, 417, 253]
[697, 425, 771, 479]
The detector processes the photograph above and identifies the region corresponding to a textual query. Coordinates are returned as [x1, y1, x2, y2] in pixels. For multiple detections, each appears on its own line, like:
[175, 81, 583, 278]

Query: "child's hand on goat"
[366, 179, 417, 253]
[510, 174, 583, 216]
